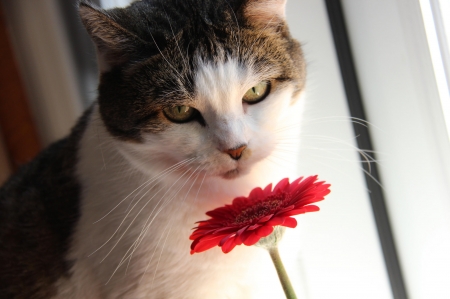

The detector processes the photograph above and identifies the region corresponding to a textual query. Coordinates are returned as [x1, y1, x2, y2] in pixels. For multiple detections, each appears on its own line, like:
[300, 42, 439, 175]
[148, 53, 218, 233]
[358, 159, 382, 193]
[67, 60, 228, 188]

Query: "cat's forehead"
[193, 56, 279, 113]
[194, 58, 250, 114]
[108, 0, 291, 60]
[130, 22, 295, 106]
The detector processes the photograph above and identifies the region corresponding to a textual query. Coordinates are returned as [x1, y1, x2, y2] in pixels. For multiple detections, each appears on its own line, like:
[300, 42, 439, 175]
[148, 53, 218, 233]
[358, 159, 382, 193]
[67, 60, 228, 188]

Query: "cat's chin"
[221, 166, 251, 180]
[221, 168, 240, 180]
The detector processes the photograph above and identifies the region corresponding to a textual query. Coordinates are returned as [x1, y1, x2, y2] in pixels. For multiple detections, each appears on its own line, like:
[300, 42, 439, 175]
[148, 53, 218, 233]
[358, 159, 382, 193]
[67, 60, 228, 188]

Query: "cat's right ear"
[78, 1, 144, 72]
[243, 0, 287, 28]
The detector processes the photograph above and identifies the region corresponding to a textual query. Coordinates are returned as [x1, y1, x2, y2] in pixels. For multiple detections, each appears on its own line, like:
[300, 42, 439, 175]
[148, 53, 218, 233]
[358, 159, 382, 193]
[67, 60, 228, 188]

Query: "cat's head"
[79, 0, 305, 180]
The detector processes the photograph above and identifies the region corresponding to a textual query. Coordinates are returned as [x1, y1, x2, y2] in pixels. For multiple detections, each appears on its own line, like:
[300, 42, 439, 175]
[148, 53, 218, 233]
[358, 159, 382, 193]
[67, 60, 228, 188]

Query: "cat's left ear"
[243, 0, 287, 27]
[78, 1, 146, 71]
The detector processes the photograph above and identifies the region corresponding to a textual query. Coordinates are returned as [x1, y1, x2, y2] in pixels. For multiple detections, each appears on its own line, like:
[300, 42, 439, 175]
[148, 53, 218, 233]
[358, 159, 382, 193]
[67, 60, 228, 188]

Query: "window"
[341, 0, 450, 298]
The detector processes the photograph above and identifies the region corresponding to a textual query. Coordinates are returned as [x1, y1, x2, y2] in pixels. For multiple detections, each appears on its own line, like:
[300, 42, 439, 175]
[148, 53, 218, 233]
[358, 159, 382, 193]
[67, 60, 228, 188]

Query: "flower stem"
[268, 247, 298, 299]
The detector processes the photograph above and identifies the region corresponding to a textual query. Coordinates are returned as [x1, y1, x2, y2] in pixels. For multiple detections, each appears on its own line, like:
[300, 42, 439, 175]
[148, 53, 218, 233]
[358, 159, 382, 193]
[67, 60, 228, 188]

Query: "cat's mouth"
[222, 168, 240, 180]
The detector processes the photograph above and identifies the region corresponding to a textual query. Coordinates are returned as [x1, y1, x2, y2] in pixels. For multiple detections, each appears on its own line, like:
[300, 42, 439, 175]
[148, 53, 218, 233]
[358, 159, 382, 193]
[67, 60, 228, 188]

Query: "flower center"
[233, 192, 287, 225]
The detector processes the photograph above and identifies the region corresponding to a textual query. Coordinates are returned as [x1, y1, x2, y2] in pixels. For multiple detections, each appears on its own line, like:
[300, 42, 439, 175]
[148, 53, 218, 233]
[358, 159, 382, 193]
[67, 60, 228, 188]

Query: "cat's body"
[0, 0, 306, 298]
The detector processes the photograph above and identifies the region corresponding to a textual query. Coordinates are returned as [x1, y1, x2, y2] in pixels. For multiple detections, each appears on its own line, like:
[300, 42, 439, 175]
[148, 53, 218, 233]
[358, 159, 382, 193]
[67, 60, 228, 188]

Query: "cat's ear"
[78, 1, 145, 71]
[243, 0, 287, 27]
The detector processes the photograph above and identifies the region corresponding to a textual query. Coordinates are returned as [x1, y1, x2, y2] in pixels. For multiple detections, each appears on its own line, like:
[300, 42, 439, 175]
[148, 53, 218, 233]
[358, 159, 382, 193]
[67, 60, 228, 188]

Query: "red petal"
[248, 224, 261, 230]
[232, 196, 250, 208]
[294, 197, 322, 206]
[205, 206, 232, 218]
[263, 183, 273, 196]
[256, 225, 274, 237]
[257, 214, 274, 223]
[239, 229, 253, 243]
[282, 205, 320, 216]
[289, 176, 304, 191]
[265, 217, 284, 226]
[281, 217, 297, 228]
[191, 235, 224, 253]
[219, 234, 232, 247]
[213, 227, 241, 235]
[274, 178, 290, 193]
[190, 228, 224, 240]
[249, 187, 264, 200]
[292, 176, 317, 195]
[192, 242, 217, 253]
[236, 226, 249, 238]
[191, 233, 228, 247]
[304, 205, 320, 212]
[243, 232, 262, 246]
[221, 237, 238, 253]
[277, 205, 295, 214]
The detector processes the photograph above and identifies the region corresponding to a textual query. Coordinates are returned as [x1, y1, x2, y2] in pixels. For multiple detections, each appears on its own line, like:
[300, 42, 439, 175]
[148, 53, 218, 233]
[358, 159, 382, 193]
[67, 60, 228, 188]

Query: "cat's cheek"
[249, 133, 278, 157]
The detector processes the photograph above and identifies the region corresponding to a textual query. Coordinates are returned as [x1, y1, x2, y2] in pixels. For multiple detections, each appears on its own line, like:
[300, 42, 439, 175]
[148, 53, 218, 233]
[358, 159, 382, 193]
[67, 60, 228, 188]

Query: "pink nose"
[224, 145, 247, 160]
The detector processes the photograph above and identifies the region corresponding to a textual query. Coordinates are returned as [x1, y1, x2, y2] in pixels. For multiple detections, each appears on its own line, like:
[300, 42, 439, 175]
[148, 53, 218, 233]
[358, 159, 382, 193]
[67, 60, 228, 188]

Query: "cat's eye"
[163, 105, 198, 123]
[242, 81, 271, 104]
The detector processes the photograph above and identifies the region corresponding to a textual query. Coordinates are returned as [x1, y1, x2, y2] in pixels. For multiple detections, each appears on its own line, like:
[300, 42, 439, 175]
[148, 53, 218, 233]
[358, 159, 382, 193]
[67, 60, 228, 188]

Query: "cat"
[0, 0, 306, 298]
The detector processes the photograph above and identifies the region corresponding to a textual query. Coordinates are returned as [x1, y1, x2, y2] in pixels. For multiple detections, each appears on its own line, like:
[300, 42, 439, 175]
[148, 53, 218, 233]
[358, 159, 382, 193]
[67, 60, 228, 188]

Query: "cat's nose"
[224, 145, 247, 160]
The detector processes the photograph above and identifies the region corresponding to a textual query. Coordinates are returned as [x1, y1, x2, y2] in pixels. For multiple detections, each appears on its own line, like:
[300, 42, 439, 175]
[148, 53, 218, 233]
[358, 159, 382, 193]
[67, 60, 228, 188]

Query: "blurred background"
[0, 0, 449, 298]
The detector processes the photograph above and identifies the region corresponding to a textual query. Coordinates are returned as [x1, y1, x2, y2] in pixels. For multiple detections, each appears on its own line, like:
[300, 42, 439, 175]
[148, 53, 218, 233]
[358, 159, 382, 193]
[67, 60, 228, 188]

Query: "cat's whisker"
[299, 134, 380, 172]
[137, 165, 207, 280]
[264, 155, 290, 169]
[264, 151, 295, 166]
[294, 156, 378, 193]
[98, 160, 198, 264]
[277, 143, 383, 160]
[89, 158, 198, 261]
[125, 164, 204, 269]
[276, 141, 384, 158]
[273, 142, 385, 189]
[182, 164, 207, 204]
[273, 140, 300, 146]
[361, 167, 384, 189]
[276, 136, 385, 155]
[136, 221, 171, 285]
[224, 0, 241, 54]
[139, 165, 206, 283]
[277, 142, 380, 173]
[191, 169, 208, 205]
[162, 5, 189, 71]
[274, 115, 381, 135]
[150, 224, 172, 289]
[107, 163, 198, 278]
[275, 147, 382, 165]
[273, 124, 302, 134]
[303, 116, 382, 131]
[123, 158, 196, 212]
[93, 157, 195, 224]
[302, 149, 385, 190]
[249, 15, 276, 50]
[146, 27, 183, 79]
[125, 182, 158, 215]
[117, 166, 206, 283]
[305, 119, 369, 129]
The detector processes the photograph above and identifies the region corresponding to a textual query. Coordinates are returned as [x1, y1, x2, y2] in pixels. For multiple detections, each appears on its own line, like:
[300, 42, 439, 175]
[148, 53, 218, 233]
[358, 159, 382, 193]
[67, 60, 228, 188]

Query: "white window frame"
[342, 1, 450, 298]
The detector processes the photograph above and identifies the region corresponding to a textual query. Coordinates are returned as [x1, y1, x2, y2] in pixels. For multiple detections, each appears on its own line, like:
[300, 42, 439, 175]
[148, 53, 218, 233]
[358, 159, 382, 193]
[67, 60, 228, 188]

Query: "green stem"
[268, 247, 298, 299]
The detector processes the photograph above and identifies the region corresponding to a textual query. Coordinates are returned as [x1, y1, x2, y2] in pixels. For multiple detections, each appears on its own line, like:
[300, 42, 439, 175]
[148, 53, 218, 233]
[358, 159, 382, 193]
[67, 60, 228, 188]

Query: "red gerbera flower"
[190, 175, 331, 254]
